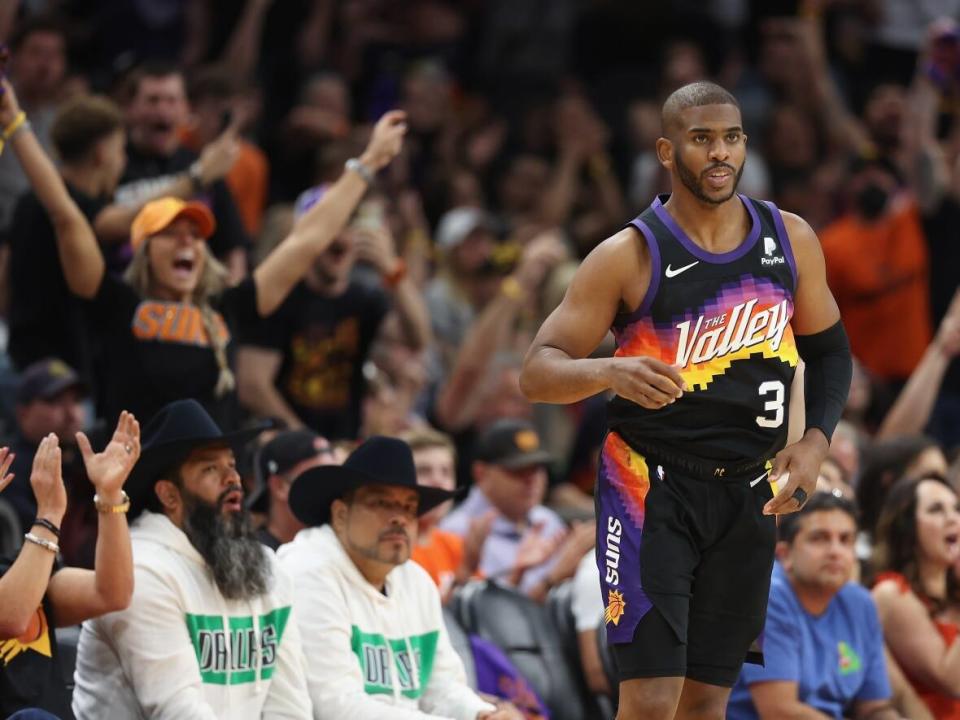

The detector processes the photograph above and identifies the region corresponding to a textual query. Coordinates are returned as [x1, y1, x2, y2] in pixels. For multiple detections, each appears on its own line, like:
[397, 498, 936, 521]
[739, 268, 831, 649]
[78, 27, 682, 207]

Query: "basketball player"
[519, 82, 852, 719]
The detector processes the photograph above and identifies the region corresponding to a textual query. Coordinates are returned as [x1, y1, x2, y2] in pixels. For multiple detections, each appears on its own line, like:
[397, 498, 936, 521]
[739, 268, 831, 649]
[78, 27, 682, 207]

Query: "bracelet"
[24, 532, 59, 554]
[94, 490, 131, 514]
[2, 111, 26, 140]
[383, 258, 407, 288]
[32, 518, 61, 539]
[0, 112, 30, 157]
[345, 157, 375, 185]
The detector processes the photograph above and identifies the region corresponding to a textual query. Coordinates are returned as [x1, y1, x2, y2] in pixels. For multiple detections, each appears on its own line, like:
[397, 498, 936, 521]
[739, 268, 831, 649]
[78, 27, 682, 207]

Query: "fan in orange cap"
[0, 64, 408, 430]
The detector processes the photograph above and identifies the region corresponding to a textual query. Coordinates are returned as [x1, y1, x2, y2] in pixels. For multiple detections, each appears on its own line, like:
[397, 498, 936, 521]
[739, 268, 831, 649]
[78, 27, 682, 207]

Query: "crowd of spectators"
[0, 0, 959, 718]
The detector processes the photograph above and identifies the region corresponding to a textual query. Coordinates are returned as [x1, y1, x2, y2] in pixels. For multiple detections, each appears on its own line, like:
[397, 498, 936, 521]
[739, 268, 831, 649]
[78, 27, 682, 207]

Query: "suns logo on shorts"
[604, 590, 626, 626]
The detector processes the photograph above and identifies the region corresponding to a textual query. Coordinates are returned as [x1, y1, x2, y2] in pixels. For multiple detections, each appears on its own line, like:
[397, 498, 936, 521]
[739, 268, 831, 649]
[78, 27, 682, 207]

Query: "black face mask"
[855, 184, 889, 220]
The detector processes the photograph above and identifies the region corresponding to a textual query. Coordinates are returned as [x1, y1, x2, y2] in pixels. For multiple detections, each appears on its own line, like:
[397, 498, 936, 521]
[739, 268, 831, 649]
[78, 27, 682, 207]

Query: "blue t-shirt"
[727, 564, 891, 719]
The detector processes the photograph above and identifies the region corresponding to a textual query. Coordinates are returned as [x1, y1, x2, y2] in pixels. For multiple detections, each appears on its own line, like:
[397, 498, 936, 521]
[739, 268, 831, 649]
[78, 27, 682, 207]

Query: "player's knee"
[617, 677, 682, 720]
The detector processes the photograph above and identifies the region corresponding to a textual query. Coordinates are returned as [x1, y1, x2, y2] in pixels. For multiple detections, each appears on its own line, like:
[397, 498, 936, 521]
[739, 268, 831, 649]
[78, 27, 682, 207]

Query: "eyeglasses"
[354, 497, 419, 519]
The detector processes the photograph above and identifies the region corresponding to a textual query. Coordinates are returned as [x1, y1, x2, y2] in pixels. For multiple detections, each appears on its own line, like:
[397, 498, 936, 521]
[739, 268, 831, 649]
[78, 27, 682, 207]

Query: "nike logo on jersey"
[664, 261, 699, 278]
[675, 298, 791, 368]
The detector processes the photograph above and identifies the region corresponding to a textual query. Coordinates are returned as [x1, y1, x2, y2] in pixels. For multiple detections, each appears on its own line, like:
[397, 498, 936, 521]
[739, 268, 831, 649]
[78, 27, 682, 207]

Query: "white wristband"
[24, 532, 59, 554]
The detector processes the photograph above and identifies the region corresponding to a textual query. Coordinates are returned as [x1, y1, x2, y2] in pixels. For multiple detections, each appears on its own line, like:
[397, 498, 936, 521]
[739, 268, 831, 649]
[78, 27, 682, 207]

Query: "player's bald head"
[661, 82, 740, 135]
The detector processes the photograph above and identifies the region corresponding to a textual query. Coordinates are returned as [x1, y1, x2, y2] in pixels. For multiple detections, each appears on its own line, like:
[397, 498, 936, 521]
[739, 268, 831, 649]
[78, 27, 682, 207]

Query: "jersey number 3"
[756, 380, 785, 428]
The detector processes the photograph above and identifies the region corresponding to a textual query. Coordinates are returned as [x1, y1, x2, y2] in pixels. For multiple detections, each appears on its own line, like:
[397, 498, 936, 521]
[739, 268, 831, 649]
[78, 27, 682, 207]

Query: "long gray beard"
[183, 497, 271, 600]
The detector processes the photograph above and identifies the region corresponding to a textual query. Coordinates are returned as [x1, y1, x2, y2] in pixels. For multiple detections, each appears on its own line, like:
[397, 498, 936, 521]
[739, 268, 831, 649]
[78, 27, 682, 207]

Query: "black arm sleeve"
[795, 320, 853, 444]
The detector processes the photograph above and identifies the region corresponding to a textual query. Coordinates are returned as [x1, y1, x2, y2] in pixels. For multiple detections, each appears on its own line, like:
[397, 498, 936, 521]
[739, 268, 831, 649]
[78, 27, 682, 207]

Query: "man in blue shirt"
[727, 492, 900, 720]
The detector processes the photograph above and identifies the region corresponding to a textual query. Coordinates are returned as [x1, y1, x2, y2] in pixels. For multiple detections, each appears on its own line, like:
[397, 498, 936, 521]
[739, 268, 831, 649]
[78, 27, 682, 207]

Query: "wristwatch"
[345, 157, 374, 184]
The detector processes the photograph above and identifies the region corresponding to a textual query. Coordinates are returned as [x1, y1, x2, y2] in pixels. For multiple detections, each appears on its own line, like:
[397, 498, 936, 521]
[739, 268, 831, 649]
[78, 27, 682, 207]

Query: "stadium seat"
[56, 625, 81, 692]
[596, 622, 619, 703]
[442, 604, 477, 688]
[546, 581, 615, 719]
[453, 579, 591, 720]
[0, 498, 20, 558]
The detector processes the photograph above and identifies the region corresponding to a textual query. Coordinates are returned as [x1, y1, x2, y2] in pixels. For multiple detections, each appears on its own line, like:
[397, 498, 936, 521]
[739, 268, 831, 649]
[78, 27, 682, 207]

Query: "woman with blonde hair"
[0, 76, 406, 427]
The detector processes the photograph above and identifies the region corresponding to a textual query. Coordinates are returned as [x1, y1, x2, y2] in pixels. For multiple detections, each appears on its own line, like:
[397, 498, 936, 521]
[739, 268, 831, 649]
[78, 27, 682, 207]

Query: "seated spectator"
[5, 359, 88, 564]
[816, 456, 855, 500]
[441, 419, 594, 600]
[404, 427, 490, 603]
[0, 411, 139, 718]
[237, 186, 431, 440]
[71, 400, 311, 719]
[247, 428, 338, 550]
[872, 475, 960, 719]
[857, 435, 948, 538]
[1, 73, 406, 430]
[278, 435, 519, 718]
[727, 493, 897, 720]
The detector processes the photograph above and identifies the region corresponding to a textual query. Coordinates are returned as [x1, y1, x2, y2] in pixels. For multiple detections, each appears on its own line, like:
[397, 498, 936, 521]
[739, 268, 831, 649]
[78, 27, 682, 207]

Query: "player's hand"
[605, 356, 685, 409]
[762, 430, 829, 516]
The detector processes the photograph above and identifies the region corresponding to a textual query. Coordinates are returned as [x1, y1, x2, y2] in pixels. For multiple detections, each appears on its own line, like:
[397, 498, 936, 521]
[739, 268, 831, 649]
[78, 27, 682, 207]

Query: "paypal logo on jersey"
[761, 236, 785, 266]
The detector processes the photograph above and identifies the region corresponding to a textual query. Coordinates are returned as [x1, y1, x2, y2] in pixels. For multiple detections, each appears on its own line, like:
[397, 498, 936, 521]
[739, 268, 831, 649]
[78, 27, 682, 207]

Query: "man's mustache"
[702, 163, 737, 176]
[379, 527, 409, 542]
[216, 484, 244, 507]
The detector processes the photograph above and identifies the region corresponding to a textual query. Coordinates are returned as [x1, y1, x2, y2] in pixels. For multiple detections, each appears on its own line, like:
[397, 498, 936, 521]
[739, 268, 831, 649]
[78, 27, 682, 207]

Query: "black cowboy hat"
[288, 435, 460, 526]
[126, 399, 267, 518]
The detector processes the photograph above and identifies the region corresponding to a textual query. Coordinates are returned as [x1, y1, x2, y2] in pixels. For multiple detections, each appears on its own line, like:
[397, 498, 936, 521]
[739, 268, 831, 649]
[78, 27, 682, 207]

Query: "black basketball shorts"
[594, 431, 778, 687]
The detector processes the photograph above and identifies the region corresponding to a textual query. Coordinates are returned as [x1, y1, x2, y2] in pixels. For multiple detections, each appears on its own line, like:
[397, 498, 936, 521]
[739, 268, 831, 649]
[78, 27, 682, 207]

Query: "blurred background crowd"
[0, 0, 959, 718]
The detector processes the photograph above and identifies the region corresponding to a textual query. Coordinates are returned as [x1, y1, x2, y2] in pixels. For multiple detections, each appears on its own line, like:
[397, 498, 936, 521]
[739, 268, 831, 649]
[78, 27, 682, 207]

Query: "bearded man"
[72, 399, 312, 719]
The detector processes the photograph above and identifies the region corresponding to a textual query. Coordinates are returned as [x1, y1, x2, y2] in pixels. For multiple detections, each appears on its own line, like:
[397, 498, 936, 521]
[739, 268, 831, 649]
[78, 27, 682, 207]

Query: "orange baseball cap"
[130, 198, 216, 250]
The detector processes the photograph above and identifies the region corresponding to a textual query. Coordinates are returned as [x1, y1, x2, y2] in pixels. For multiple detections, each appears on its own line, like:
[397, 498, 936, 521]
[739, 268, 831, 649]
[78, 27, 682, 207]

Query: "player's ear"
[655, 137, 673, 169]
[774, 540, 790, 565]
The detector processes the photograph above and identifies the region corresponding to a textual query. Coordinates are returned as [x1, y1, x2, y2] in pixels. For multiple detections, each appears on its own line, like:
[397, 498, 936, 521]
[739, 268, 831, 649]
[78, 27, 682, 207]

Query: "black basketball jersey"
[606, 194, 799, 464]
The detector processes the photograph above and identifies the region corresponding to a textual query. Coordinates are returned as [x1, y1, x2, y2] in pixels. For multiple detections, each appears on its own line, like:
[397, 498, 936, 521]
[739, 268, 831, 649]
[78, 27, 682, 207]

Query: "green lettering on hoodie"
[350, 626, 439, 698]
[185, 607, 291, 685]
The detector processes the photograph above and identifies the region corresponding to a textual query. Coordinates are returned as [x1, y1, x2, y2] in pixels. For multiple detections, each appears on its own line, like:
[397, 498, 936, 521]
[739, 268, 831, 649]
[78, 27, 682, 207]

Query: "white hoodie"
[71, 511, 312, 719]
[278, 525, 495, 720]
